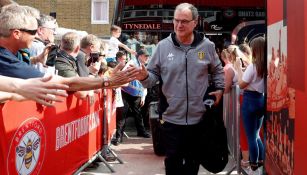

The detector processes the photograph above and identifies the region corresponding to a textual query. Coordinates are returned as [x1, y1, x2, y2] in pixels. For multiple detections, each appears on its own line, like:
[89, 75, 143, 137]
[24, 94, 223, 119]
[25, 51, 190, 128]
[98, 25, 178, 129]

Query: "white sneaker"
[241, 166, 250, 174]
[245, 166, 260, 175]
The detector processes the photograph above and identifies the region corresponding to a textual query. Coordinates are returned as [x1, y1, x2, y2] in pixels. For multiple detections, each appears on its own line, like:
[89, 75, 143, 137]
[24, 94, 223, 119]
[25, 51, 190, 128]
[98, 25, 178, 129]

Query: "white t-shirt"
[107, 36, 121, 58]
[115, 88, 124, 107]
[224, 63, 238, 85]
[242, 64, 264, 93]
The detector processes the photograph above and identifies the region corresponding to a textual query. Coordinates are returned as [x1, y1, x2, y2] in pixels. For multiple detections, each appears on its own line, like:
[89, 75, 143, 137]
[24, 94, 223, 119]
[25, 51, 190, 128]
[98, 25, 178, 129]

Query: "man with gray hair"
[0, 3, 43, 78]
[55, 32, 80, 77]
[29, 14, 58, 56]
[29, 14, 58, 72]
[135, 3, 225, 174]
[1, 3, 50, 68]
[78, 34, 102, 76]
[55, 32, 92, 99]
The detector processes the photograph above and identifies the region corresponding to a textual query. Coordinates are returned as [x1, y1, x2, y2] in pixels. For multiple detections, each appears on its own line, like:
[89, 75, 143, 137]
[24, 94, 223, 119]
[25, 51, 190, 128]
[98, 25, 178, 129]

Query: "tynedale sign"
[123, 23, 162, 30]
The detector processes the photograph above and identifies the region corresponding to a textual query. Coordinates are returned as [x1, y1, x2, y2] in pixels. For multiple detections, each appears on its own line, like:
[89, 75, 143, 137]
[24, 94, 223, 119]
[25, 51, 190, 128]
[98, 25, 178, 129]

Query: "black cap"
[137, 49, 150, 56]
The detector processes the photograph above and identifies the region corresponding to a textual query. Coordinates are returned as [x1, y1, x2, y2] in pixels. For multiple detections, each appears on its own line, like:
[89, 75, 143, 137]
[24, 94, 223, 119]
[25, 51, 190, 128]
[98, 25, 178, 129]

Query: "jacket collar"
[171, 31, 204, 48]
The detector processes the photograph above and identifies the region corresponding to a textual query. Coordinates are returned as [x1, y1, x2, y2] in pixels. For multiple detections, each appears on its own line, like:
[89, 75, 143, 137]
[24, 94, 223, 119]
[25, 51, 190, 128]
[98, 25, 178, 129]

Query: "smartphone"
[240, 58, 246, 68]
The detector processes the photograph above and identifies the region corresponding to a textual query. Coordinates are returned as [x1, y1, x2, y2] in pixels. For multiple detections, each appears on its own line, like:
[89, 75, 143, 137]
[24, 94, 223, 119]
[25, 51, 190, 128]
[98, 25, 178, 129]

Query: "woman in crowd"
[221, 48, 238, 93]
[237, 37, 265, 174]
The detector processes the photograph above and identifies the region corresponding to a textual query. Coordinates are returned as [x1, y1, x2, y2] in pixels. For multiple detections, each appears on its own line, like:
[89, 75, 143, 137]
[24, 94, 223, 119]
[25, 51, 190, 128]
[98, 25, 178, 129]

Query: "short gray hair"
[80, 34, 100, 49]
[23, 5, 40, 19]
[61, 32, 80, 52]
[38, 14, 57, 28]
[0, 4, 37, 37]
[175, 3, 198, 20]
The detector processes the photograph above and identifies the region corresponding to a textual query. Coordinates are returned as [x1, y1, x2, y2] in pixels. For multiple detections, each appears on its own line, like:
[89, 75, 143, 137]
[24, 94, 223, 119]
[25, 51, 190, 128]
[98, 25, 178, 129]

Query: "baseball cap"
[137, 49, 150, 56]
[106, 57, 117, 63]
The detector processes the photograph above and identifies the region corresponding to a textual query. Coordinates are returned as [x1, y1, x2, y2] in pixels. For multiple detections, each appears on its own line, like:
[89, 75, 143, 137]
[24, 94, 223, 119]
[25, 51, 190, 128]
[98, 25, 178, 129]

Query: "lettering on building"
[238, 10, 265, 17]
[123, 23, 161, 30]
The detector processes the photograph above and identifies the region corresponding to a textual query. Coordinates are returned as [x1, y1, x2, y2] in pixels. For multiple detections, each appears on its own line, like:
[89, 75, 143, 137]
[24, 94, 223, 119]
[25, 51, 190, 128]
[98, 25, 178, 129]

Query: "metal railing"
[223, 85, 242, 175]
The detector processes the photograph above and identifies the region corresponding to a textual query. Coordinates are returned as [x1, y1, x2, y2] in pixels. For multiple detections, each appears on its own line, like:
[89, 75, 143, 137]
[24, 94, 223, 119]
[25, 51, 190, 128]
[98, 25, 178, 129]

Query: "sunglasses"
[18, 28, 38, 35]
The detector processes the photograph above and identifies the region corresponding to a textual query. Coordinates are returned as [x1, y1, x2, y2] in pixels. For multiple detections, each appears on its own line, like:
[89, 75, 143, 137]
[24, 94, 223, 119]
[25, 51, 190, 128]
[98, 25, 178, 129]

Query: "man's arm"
[208, 43, 225, 105]
[0, 75, 68, 106]
[53, 63, 139, 91]
[119, 42, 137, 55]
[0, 91, 26, 103]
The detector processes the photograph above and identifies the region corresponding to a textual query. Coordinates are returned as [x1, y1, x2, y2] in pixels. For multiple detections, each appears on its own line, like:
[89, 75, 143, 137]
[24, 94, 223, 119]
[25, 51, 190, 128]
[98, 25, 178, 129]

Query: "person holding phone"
[78, 34, 103, 77]
[28, 14, 58, 73]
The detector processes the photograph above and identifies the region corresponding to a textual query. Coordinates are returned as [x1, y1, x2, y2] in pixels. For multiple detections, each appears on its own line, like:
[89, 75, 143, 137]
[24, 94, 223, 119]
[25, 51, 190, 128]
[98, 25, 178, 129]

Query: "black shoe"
[103, 153, 117, 162]
[86, 162, 100, 169]
[111, 137, 122, 146]
[137, 131, 151, 138]
[111, 139, 120, 146]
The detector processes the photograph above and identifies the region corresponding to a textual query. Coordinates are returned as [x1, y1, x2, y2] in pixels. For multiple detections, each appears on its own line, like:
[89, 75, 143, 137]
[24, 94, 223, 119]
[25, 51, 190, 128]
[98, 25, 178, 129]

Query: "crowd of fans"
[222, 39, 265, 175]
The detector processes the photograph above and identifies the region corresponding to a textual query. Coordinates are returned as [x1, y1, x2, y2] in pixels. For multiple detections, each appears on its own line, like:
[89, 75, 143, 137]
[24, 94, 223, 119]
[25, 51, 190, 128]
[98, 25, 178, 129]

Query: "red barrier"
[0, 92, 105, 175]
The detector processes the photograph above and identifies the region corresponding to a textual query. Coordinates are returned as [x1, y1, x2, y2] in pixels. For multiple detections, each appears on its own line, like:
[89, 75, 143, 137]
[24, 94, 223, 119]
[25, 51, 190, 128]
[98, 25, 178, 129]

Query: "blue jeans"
[242, 90, 265, 164]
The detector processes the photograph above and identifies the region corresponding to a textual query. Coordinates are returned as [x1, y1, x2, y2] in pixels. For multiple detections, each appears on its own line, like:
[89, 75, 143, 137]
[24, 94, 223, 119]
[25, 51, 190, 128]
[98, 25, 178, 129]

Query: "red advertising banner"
[0, 93, 104, 175]
[288, 0, 307, 174]
[267, 0, 294, 175]
[267, 0, 307, 175]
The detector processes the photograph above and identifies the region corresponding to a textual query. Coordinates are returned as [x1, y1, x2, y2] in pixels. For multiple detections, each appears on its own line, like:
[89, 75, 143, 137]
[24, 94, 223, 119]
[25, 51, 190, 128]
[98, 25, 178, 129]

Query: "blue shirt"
[122, 80, 144, 97]
[0, 47, 44, 79]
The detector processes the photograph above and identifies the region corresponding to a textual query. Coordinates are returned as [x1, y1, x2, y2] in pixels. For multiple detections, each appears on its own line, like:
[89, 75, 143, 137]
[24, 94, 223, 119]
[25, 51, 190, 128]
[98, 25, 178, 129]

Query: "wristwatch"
[102, 77, 110, 87]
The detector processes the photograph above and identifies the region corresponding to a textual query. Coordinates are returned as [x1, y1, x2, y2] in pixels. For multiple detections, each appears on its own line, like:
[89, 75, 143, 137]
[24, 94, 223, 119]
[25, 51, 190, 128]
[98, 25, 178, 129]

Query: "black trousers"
[162, 121, 200, 175]
[115, 106, 124, 139]
[116, 91, 146, 137]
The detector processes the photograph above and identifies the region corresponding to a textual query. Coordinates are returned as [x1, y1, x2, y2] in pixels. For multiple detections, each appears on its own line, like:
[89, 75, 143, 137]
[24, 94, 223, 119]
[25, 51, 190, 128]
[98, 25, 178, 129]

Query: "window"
[124, 11, 132, 18]
[135, 11, 147, 17]
[91, 0, 109, 24]
[149, 11, 155, 16]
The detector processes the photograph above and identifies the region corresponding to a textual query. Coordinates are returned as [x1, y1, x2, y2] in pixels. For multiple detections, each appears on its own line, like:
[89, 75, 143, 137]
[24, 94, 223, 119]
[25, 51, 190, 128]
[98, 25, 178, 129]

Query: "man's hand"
[140, 98, 145, 107]
[0, 91, 26, 103]
[31, 43, 55, 64]
[135, 63, 149, 81]
[14, 75, 69, 106]
[108, 62, 138, 87]
[209, 90, 223, 106]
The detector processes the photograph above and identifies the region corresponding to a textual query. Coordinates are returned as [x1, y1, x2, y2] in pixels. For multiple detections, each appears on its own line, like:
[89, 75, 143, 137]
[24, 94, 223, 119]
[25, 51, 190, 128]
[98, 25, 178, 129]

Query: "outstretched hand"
[135, 63, 149, 81]
[108, 62, 138, 87]
[15, 75, 69, 106]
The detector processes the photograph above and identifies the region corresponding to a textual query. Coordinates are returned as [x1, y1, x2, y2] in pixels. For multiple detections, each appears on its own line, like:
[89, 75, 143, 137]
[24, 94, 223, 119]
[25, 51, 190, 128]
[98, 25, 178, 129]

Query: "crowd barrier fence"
[0, 89, 117, 175]
[223, 85, 241, 174]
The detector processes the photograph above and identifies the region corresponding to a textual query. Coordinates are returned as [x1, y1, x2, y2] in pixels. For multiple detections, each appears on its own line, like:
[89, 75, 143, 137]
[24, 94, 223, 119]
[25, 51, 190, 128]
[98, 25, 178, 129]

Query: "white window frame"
[91, 0, 109, 24]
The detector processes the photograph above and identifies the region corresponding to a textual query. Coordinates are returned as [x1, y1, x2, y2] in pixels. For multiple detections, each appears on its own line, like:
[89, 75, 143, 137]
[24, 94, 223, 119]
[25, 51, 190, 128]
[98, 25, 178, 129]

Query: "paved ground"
[79, 130, 240, 175]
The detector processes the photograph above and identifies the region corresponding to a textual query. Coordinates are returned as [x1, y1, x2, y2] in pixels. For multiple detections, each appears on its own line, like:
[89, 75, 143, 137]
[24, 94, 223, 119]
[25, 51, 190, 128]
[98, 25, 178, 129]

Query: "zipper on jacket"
[185, 50, 189, 125]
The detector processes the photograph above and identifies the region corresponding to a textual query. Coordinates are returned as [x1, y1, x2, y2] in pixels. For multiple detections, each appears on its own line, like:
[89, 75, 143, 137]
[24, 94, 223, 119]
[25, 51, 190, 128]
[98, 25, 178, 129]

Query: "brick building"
[15, 0, 116, 37]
